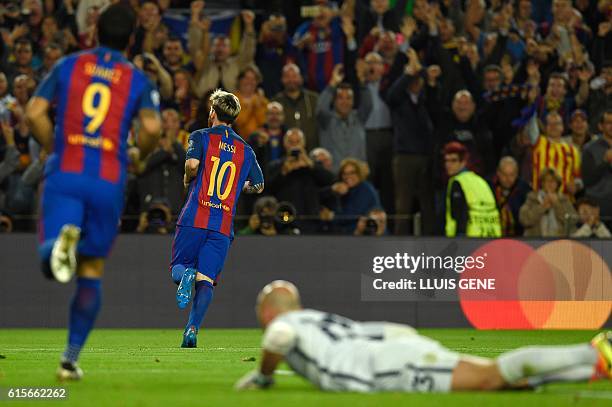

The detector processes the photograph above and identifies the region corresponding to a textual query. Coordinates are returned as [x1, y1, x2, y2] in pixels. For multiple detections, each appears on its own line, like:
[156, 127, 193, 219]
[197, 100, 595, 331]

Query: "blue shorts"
[39, 173, 124, 258]
[170, 225, 231, 285]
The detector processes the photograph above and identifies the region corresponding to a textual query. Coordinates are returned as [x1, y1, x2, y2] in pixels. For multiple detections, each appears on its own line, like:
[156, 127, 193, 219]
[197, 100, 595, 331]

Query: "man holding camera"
[268, 128, 334, 233]
[354, 208, 387, 236]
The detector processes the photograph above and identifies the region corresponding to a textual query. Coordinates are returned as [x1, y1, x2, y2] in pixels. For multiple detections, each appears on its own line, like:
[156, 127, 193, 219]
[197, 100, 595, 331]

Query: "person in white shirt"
[236, 280, 612, 393]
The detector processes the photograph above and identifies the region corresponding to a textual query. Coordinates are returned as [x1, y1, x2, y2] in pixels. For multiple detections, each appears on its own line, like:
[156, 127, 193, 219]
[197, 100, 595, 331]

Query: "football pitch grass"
[1, 329, 611, 406]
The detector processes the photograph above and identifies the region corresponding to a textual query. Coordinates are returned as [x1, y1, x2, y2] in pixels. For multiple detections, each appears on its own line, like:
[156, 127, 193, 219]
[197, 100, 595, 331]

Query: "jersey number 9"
[82, 83, 111, 134]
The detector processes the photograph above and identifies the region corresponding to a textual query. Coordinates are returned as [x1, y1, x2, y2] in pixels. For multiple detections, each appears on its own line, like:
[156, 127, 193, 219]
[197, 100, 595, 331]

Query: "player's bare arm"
[25, 96, 54, 152]
[137, 108, 162, 158]
[184, 158, 200, 188]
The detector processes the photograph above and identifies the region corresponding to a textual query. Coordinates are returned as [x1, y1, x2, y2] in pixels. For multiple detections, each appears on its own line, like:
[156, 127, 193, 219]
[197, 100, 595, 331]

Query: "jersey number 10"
[82, 83, 111, 134]
[207, 156, 237, 201]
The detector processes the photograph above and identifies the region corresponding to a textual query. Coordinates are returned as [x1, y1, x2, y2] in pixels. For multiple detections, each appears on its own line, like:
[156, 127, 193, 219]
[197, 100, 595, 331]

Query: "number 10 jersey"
[177, 125, 263, 239]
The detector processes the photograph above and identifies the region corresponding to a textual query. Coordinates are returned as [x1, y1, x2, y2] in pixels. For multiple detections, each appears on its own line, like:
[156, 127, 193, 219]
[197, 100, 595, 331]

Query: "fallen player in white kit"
[235, 280, 612, 392]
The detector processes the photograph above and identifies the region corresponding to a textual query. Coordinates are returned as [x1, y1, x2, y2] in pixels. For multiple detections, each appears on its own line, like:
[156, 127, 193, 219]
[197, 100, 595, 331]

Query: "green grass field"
[0, 329, 611, 406]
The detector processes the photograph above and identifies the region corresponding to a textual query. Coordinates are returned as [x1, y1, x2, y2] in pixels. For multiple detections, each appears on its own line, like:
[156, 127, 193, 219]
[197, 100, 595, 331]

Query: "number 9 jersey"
[34, 46, 160, 185]
[177, 125, 264, 239]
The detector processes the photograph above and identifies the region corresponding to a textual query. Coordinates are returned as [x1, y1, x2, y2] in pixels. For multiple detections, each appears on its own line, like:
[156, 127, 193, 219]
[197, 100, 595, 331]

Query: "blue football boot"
[181, 326, 198, 348]
[176, 267, 197, 309]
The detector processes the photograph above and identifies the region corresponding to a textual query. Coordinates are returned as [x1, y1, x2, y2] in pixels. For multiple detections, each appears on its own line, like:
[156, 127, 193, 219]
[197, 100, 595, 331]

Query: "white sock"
[527, 365, 595, 387]
[497, 344, 597, 384]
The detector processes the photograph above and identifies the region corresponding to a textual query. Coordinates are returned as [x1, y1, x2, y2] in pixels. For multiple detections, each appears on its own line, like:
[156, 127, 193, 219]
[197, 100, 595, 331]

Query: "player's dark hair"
[97, 4, 136, 51]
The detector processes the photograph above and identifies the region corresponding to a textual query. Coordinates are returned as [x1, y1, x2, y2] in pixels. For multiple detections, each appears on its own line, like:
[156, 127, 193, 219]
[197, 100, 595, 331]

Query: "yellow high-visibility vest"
[445, 171, 502, 238]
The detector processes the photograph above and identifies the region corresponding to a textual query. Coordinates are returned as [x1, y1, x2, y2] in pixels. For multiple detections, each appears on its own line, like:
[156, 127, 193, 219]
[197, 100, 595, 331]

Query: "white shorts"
[370, 334, 460, 393]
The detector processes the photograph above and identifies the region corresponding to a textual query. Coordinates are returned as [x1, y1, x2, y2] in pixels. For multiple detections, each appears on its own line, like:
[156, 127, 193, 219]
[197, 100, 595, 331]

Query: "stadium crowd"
[0, 0, 611, 238]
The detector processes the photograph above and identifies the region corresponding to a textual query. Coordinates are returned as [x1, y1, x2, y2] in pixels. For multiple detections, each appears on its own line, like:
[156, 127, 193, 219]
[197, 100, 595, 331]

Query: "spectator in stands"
[238, 196, 281, 236]
[186, 1, 210, 78]
[293, 4, 346, 91]
[36, 43, 63, 80]
[161, 36, 193, 75]
[357, 0, 405, 42]
[5, 38, 36, 84]
[489, 156, 530, 237]
[327, 158, 382, 235]
[0, 73, 9, 101]
[136, 199, 173, 235]
[482, 64, 503, 94]
[137, 118, 186, 216]
[11, 75, 36, 168]
[309, 147, 334, 172]
[193, 10, 256, 96]
[514, 0, 537, 39]
[425, 4, 469, 105]
[171, 69, 198, 128]
[249, 102, 286, 174]
[133, 52, 173, 101]
[479, 64, 529, 157]
[562, 109, 594, 150]
[0, 119, 19, 214]
[131, 0, 164, 55]
[358, 30, 407, 90]
[443, 142, 501, 238]
[519, 168, 577, 237]
[316, 64, 372, 171]
[74, 0, 109, 39]
[584, 61, 612, 132]
[386, 49, 437, 235]
[362, 51, 394, 214]
[273, 63, 319, 151]
[536, 73, 574, 125]
[76, 0, 103, 50]
[234, 64, 268, 139]
[571, 197, 611, 238]
[20, 0, 44, 47]
[267, 128, 334, 233]
[527, 110, 581, 196]
[436, 89, 496, 177]
[161, 108, 190, 152]
[256, 13, 295, 97]
[39, 15, 74, 53]
[582, 109, 612, 222]
[354, 207, 388, 236]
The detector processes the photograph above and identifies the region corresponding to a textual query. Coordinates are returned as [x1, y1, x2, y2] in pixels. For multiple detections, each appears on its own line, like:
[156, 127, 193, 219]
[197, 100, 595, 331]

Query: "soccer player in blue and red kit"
[25, 4, 161, 380]
[171, 89, 264, 348]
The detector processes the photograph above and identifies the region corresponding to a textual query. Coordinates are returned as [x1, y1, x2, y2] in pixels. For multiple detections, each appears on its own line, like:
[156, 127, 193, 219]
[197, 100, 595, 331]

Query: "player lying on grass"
[236, 280, 612, 392]
[26, 4, 161, 380]
[170, 89, 264, 348]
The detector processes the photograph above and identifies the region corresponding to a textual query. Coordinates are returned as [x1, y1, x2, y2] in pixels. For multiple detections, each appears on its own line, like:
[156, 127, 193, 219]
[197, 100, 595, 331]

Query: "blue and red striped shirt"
[293, 17, 345, 92]
[34, 46, 160, 185]
[177, 125, 263, 239]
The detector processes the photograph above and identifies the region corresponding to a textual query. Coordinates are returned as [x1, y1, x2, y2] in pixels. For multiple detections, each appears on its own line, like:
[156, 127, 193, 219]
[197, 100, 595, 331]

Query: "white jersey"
[262, 309, 460, 393]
